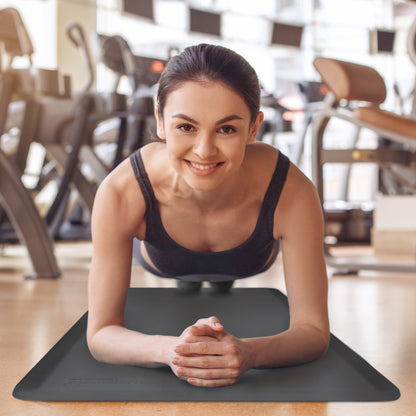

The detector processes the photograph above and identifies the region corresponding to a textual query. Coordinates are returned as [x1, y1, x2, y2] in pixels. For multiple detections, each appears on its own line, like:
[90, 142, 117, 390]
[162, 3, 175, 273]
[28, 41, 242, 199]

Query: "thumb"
[208, 316, 224, 331]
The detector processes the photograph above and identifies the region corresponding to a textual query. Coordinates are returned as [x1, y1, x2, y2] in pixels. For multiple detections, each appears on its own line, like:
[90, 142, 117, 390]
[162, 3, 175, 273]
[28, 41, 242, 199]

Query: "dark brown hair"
[156, 44, 261, 123]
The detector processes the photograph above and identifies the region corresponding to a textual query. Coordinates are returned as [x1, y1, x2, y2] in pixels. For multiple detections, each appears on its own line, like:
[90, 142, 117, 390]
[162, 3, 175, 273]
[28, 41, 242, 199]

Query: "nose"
[193, 133, 217, 159]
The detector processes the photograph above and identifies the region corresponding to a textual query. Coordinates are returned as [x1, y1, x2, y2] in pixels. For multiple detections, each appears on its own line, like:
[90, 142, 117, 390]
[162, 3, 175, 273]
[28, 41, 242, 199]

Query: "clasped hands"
[169, 316, 253, 387]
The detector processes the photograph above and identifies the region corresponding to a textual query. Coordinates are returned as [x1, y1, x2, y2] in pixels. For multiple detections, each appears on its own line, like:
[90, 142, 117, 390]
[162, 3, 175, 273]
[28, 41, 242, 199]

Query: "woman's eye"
[178, 124, 194, 132]
[219, 125, 236, 134]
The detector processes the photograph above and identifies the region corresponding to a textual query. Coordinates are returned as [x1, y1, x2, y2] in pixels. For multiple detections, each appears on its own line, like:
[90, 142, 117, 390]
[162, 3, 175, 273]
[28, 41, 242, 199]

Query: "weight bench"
[312, 57, 416, 274]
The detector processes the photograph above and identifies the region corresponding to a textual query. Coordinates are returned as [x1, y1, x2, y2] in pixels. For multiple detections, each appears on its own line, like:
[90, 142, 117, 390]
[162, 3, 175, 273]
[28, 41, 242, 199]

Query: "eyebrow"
[171, 113, 244, 125]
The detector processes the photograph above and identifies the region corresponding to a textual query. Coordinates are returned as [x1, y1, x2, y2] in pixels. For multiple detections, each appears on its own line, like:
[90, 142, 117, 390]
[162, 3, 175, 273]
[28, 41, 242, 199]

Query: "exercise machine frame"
[312, 57, 416, 274]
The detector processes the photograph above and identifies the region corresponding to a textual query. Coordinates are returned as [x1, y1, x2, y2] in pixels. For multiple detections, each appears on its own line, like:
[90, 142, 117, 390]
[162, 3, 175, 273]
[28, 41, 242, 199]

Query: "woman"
[87, 44, 329, 388]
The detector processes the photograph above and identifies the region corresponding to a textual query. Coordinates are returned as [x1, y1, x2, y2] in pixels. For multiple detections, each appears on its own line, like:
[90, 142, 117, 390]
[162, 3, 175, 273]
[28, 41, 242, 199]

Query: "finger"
[176, 367, 231, 380]
[176, 366, 239, 381]
[190, 324, 223, 338]
[181, 323, 221, 342]
[172, 353, 231, 369]
[196, 316, 224, 331]
[187, 377, 239, 388]
[173, 367, 188, 381]
[174, 341, 226, 356]
[182, 333, 218, 344]
[177, 363, 241, 380]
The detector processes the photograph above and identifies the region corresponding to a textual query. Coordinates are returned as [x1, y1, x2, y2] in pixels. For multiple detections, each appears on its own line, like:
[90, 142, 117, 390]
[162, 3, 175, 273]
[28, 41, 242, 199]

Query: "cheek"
[166, 135, 184, 154]
[223, 138, 248, 160]
[165, 139, 188, 170]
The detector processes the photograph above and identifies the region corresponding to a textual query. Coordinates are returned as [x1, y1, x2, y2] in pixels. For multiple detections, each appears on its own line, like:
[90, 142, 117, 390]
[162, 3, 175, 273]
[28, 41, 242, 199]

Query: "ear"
[247, 111, 264, 144]
[154, 106, 166, 140]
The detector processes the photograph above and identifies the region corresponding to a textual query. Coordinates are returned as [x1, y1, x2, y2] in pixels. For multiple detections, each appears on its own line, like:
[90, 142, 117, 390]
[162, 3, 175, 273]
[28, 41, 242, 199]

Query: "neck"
[170, 169, 245, 211]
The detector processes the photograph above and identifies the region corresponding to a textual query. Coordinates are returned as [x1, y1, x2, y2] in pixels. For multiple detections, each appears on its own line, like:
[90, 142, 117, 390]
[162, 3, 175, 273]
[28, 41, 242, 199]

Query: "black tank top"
[130, 149, 290, 279]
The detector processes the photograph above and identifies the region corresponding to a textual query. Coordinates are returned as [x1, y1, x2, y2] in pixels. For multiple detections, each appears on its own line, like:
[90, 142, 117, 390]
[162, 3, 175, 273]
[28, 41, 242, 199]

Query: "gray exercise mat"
[13, 288, 400, 402]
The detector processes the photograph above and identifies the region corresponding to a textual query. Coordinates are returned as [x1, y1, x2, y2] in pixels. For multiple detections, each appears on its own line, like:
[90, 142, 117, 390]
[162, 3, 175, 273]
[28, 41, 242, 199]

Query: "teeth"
[189, 161, 218, 170]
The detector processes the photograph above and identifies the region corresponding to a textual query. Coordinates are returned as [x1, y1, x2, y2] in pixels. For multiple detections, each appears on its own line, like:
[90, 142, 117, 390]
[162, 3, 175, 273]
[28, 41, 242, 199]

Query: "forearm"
[88, 325, 177, 368]
[244, 324, 330, 369]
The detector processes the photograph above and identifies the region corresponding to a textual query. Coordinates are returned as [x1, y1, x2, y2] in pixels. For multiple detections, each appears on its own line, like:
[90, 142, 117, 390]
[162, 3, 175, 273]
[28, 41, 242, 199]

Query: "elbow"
[86, 328, 106, 363]
[87, 332, 100, 362]
[312, 327, 330, 361]
[294, 323, 330, 362]
[316, 336, 330, 360]
[87, 323, 126, 364]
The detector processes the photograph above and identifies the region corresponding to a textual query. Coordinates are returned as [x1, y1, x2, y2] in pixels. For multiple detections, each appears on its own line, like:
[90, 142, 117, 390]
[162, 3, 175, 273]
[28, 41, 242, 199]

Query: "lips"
[185, 160, 224, 173]
[189, 161, 219, 170]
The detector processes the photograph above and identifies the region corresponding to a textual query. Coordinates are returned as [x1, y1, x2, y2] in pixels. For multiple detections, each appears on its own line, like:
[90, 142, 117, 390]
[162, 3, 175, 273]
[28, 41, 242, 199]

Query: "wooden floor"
[1, 241, 415, 416]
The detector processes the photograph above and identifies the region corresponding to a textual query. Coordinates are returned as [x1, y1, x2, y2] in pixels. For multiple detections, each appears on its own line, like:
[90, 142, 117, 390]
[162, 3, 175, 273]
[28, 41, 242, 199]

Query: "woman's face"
[156, 80, 263, 192]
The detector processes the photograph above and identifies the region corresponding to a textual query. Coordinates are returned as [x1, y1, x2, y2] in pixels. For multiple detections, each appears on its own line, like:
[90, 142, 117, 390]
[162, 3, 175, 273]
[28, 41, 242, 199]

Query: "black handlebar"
[66, 22, 95, 93]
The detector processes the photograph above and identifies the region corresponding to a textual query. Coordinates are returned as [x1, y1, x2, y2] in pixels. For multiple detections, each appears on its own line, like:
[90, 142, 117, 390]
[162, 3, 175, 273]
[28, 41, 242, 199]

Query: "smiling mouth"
[186, 160, 224, 171]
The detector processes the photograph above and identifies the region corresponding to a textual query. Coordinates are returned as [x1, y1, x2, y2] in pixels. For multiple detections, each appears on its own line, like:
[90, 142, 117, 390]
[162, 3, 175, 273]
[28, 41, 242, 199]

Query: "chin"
[185, 179, 222, 192]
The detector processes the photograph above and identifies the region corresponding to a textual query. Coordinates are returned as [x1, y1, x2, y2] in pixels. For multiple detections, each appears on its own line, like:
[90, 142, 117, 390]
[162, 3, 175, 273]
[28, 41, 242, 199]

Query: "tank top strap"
[129, 149, 157, 215]
[262, 152, 290, 232]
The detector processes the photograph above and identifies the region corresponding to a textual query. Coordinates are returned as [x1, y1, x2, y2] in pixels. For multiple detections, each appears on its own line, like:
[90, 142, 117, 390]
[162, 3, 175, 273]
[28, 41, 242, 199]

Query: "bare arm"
[86, 159, 176, 368]
[246, 162, 330, 367]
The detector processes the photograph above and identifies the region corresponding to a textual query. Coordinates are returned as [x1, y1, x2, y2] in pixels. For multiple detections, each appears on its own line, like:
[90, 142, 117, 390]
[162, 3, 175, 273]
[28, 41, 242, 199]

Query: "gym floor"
[1, 241, 415, 415]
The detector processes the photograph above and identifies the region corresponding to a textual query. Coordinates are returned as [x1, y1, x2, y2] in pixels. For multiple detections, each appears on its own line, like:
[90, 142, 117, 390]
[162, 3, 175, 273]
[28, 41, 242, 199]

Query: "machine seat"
[354, 106, 416, 140]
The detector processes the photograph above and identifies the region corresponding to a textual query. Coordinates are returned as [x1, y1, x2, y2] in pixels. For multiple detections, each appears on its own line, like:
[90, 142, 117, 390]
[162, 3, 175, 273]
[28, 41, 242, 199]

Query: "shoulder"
[273, 159, 324, 240]
[139, 141, 167, 166]
[245, 141, 279, 166]
[244, 142, 312, 204]
[243, 142, 280, 186]
[136, 141, 170, 185]
[92, 153, 148, 239]
[98, 141, 165, 196]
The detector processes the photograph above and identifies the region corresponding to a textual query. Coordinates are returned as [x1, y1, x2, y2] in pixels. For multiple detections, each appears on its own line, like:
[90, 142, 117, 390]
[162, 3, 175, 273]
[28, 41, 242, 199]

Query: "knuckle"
[229, 356, 242, 369]
[230, 368, 241, 378]
[182, 328, 192, 337]
[199, 343, 209, 354]
[226, 344, 239, 355]
[201, 356, 210, 367]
